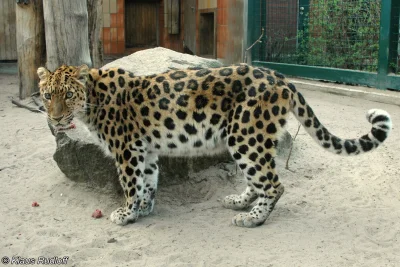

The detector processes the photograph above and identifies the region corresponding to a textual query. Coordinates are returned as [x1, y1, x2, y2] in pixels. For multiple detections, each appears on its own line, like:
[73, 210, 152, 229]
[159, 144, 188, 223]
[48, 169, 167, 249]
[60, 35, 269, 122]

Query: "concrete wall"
[102, 0, 124, 55]
[198, 0, 217, 9]
[159, 0, 185, 52]
[197, 0, 246, 64]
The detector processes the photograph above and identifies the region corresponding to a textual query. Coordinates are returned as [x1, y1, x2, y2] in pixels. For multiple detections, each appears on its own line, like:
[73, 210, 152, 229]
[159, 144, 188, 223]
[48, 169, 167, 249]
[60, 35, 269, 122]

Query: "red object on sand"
[32, 201, 39, 207]
[92, 209, 103, 218]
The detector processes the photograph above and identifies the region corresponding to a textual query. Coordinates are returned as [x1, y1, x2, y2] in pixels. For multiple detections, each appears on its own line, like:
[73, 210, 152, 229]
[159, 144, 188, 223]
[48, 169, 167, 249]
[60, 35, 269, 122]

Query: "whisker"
[67, 115, 75, 121]
[36, 110, 49, 118]
[75, 108, 91, 113]
[85, 103, 103, 108]
[76, 106, 102, 113]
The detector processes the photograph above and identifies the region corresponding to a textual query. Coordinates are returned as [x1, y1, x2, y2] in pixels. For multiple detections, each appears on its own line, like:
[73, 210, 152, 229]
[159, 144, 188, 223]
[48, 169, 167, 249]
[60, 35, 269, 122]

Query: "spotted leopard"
[37, 64, 392, 227]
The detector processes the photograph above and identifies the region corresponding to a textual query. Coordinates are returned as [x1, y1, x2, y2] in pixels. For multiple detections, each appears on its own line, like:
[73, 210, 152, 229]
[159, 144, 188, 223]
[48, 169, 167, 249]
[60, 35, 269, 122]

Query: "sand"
[0, 72, 399, 267]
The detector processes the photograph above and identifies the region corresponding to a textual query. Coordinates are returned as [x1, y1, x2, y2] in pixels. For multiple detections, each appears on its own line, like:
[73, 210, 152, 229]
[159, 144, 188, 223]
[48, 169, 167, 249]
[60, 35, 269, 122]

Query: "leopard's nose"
[52, 115, 64, 122]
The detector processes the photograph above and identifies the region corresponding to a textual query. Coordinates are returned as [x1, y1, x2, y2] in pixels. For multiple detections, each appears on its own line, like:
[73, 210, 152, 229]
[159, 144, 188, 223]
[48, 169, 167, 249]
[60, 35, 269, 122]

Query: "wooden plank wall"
[183, 0, 196, 53]
[0, 0, 17, 61]
[166, 0, 179, 34]
[199, 12, 215, 57]
[125, 1, 158, 48]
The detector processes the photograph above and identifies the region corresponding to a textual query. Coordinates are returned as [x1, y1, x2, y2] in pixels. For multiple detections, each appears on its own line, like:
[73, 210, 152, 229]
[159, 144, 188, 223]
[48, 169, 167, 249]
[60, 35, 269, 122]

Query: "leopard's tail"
[290, 88, 392, 156]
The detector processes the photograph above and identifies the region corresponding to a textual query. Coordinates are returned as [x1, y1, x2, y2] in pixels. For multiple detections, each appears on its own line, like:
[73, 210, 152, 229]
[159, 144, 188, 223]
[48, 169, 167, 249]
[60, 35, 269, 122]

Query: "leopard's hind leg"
[229, 140, 285, 227]
[223, 183, 258, 210]
[224, 104, 286, 227]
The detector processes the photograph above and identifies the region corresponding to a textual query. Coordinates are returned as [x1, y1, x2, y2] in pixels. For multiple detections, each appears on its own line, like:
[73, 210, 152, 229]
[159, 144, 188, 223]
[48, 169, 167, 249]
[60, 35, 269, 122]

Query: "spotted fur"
[37, 64, 392, 227]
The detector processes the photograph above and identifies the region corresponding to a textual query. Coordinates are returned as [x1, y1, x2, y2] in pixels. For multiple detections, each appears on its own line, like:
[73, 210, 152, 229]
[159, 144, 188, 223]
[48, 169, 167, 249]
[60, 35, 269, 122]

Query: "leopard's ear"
[37, 67, 50, 81]
[74, 64, 89, 85]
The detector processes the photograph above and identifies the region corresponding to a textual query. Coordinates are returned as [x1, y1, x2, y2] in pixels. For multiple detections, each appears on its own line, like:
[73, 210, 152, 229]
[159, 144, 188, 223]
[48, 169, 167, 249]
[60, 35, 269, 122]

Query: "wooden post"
[0, 0, 18, 61]
[165, 0, 180, 34]
[16, 0, 46, 99]
[87, 0, 103, 68]
[43, 0, 92, 71]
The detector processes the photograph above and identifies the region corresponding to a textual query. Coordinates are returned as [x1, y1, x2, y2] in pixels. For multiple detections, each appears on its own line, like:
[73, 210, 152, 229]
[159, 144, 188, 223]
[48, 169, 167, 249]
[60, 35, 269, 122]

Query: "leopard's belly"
[146, 124, 228, 156]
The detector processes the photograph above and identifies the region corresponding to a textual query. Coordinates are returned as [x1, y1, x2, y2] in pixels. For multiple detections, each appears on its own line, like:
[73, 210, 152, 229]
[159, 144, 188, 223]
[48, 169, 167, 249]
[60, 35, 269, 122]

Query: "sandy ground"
[0, 72, 399, 267]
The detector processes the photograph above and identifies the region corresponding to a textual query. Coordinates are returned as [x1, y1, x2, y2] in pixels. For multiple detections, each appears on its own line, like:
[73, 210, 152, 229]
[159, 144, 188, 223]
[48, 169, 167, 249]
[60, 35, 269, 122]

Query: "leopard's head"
[37, 65, 89, 130]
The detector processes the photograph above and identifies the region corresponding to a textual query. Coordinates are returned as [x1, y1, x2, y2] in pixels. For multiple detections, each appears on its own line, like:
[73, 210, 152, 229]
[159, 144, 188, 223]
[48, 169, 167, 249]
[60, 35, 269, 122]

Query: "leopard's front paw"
[110, 207, 138, 225]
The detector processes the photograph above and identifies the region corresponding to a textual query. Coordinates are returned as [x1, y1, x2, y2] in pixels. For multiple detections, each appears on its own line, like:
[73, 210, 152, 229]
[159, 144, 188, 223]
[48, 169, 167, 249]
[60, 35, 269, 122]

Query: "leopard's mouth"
[54, 122, 76, 132]
[48, 114, 76, 133]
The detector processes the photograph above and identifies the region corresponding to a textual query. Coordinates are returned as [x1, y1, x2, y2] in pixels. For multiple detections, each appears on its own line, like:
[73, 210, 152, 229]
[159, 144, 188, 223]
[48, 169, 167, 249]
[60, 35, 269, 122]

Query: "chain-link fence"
[248, 0, 400, 90]
[259, 0, 381, 72]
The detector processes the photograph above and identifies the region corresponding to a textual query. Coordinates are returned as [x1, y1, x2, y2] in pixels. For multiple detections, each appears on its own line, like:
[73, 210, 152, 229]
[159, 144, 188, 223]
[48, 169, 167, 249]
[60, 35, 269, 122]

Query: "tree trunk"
[16, 0, 46, 99]
[43, 0, 92, 71]
[87, 0, 103, 68]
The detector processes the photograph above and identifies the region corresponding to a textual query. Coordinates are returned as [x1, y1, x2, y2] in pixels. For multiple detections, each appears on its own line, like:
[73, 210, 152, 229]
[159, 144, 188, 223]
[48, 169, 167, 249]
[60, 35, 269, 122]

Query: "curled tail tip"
[367, 108, 390, 120]
[366, 109, 392, 128]
[366, 109, 392, 144]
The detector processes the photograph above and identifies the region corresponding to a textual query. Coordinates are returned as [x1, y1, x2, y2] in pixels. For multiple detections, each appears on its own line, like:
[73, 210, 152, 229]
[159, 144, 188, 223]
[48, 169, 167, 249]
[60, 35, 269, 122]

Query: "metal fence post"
[377, 0, 394, 89]
[297, 0, 310, 64]
[246, 0, 261, 63]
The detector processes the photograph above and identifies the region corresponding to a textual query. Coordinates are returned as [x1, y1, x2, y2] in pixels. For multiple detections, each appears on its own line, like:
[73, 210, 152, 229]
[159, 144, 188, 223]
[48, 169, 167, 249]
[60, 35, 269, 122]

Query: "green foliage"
[296, 0, 381, 72]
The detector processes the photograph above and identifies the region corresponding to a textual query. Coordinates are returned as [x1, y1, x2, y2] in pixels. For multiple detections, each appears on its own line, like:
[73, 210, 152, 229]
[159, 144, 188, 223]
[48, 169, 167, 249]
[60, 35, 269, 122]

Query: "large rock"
[102, 47, 223, 76]
[52, 48, 292, 192]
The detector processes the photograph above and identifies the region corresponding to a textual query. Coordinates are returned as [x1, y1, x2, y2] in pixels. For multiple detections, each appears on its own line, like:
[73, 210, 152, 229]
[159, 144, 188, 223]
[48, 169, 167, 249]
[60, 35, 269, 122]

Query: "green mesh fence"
[390, 3, 400, 74]
[256, 0, 382, 73]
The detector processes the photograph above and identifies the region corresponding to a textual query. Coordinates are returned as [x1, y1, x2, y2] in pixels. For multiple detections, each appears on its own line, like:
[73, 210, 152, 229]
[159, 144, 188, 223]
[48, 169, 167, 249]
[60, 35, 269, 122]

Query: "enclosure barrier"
[247, 0, 400, 90]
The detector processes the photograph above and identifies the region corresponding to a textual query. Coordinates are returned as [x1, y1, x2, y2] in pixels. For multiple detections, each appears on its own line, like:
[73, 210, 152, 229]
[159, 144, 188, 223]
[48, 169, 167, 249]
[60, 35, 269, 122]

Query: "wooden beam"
[87, 0, 104, 68]
[16, 0, 46, 99]
[43, 0, 92, 70]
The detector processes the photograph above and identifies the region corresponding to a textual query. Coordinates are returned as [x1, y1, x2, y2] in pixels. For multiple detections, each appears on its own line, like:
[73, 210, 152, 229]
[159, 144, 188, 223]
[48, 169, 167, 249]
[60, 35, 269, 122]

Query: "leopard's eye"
[66, 91, 73, 99]
[44, 93, 51, 100]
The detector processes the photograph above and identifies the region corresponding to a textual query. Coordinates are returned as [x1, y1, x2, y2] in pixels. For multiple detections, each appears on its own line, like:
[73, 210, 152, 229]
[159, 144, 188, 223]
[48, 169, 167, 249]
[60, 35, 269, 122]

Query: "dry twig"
[285, 123, 301, 171]
[31, 91, 40, 97]
[32, 96, 45, 111]
[243, 28, 265, 63]
[11, 98, 41, 113]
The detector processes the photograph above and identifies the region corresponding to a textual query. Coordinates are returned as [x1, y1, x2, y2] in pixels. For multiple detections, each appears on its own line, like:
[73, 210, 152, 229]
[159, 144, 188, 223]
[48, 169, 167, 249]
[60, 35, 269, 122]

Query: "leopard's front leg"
[110, 146, 146, 225]
[138, 153, 159, 217]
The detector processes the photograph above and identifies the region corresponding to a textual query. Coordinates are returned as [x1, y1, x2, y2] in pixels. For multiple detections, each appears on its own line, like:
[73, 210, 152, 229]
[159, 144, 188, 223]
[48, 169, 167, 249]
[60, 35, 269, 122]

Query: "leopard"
[37, 63, 392, 228]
